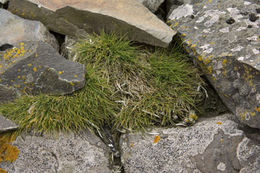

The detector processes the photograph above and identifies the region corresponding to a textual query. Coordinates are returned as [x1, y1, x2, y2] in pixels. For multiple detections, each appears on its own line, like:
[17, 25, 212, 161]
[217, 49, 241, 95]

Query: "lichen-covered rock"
[0, 114, 18, 133]
[0, 9, 58, 50]
[136, 0, 165, 13]
[167, 0, 260, 129]
[0, 41, 85, 103]
[120, 114, 260, 173]
[60, 36, 81, 62]
[7, 0, 175, 48]
[0, 131, 112, 173]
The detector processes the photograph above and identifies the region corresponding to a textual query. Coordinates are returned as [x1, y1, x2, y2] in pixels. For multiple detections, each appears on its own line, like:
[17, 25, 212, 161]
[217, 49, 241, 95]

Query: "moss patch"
[0, 32, 205, 133]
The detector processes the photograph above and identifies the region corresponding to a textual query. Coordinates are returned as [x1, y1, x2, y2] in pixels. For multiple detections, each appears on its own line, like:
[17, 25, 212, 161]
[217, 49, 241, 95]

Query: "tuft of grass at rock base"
[0, 32, 205, 133]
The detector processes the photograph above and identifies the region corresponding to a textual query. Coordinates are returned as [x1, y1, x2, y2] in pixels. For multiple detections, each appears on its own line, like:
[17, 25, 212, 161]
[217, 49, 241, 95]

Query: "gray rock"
[0, 131, 112, 173]
[0, 114, 18, 133]
[0, 9, 58, 50]
[8, 0, 175, 48]
[167, 0, 260, 129]
[60, 36, 81, 62]
[120, 114, 260, 173]
[136, 0, 165, 13]
[0, 41, 85, 103]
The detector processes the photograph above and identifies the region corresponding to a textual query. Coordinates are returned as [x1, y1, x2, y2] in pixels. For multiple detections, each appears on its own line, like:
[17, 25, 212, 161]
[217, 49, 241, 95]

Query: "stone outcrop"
[7, 0, 175, 48]
[0, 114, 18, 133]
[0, 9, 58, 50]
[120, 114, 260, 173]
[0, 131, 112, 173]
[167, 0, 260, 129]
[0, 41, 85, 103]
[137, 0, 165, 13]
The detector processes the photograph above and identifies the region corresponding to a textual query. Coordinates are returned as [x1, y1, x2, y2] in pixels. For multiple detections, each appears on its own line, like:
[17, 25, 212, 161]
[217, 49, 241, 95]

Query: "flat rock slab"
[8, 0, 175, 48]
[0, 41, 85, 103]
[0, 114, 18, 133]
[167, 0, 260, 129]
[0, 9, 58, 50]
[120, 114, 260, 173]
[0, 131, 112, 173]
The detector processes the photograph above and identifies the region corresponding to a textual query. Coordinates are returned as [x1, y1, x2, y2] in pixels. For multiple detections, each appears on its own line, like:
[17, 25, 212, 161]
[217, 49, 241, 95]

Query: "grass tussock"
[0, 32, 205, 133]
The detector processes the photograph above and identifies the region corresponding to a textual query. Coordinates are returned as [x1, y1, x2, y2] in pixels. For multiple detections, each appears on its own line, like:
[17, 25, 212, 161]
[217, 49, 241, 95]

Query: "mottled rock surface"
[0, 131, 112, 173]
[0, 41, 85, 103]
[0, 9, 58, 50]
[167, 0, 260, 129]
[0, 114, 18, 133]
[137, 0, 165, 12]
[120, 114, 260, 173]
[8, 0, 175, 48]
[61, 36, 81, 62]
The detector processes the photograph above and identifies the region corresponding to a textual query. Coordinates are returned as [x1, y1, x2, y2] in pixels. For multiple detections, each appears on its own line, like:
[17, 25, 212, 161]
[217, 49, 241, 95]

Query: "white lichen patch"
[231, 46, 244, 52]
[168, 4, 194, 20]
[217, 162, 226, 171]
[238, 57, 244, 61]
[200, 44, 213, 54]
[196, 10, 226, 27]
[227, 8, 243, 21]
[219, 27, 229, 33]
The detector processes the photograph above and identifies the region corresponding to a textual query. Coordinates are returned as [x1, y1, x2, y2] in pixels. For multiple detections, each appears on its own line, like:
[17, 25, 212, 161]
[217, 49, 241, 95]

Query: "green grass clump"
[0, 32, 205, 133]
[0, 65, 115, 133]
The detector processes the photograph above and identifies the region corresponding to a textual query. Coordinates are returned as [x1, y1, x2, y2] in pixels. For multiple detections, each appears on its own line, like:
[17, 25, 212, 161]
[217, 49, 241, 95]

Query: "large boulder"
[0, 9, 58, 50]
[0, 41, 85, 103]
[167, 0, 260, 129]
[0, 114, 18, 133]
[7, 0, 175, 48]
[137, 0, 165, 13]
[120, 114, 260, 173]
[0, 131, 112, 173]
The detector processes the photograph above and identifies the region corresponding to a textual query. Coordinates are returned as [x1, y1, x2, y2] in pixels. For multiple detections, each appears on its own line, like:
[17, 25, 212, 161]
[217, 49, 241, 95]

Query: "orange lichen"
[0, 168, 6, 173]
[153, 135, 160, 144]
[255, 107, 260, 112]
[0, 133, 19, 172]
[216, 122, 222, 125]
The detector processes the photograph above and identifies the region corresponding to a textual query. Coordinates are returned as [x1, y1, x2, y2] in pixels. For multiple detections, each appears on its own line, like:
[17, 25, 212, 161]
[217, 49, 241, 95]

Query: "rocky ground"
[0, 0, 259, 173]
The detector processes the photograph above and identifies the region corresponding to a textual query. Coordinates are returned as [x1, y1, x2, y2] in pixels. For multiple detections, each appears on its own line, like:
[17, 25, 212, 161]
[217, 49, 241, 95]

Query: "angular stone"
[61, 36, 81, 62]
[8, 0, 175, 47]
[0, 114, 18, 133]
[0, 41, 85, 103]
[136, 0, 165, 13]
[0, 9, 58, 50]
[0, 131, 112, 173]
[120, 114, 260, 173]
[167, 0, 260, 129]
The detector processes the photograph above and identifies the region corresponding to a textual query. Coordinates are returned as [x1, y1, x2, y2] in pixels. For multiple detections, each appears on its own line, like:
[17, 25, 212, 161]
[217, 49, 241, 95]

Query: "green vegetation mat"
[0, 32, 206, 134]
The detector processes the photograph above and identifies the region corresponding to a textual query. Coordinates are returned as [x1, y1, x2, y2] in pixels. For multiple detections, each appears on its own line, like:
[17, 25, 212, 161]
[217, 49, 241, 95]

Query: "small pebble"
[226, 17, 235, 24]
[249, 13, 258, 22]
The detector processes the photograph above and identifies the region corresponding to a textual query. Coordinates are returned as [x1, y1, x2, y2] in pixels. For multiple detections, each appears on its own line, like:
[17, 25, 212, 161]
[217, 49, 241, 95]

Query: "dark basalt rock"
[0, 41, 85, 103]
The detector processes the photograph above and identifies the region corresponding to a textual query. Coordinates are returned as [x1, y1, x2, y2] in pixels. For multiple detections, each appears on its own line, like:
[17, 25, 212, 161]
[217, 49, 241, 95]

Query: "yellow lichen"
[256, 107, 260, 112]
[33, 67, 37, 72]
[222, 59, 227, 66]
